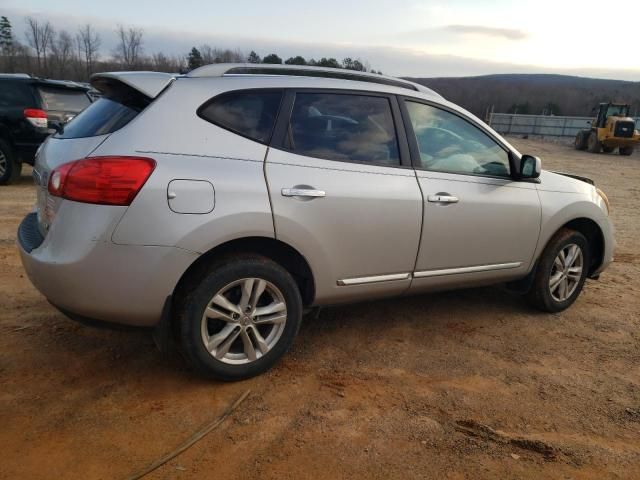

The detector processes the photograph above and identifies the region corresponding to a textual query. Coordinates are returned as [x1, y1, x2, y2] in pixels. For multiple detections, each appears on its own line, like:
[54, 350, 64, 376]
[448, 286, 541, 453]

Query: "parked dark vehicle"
[0, 74, 92, 184]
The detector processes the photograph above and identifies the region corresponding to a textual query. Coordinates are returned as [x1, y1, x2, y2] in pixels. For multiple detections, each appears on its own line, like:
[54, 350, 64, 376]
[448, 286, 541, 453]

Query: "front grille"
[614, 120, 635, 138]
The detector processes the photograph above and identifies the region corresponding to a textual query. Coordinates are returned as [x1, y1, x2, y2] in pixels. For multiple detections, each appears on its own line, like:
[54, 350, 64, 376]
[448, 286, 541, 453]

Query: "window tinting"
[286, 93, 400, 166]
[0, 82, 35, 107]
[38, 87, 91, 113]
[406, 101, 511, 177]
[199, 90, 282, 144]
[56, 95, 146, 139]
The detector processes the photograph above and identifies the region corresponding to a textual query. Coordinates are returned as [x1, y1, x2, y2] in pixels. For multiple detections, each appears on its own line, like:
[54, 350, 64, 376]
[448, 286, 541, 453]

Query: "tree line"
[0, 15, 380, 82]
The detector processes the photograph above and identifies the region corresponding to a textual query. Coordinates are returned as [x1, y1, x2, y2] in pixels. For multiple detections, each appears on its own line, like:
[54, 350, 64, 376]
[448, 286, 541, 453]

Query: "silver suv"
[17, 64, 614, 380]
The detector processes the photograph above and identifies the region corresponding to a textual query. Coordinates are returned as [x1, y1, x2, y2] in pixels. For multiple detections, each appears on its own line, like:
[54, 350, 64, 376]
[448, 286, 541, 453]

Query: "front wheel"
[619, 146, 634, 156]
[178, 255, 303, 381]
[526, 228, 590, 312]
[587, 132, 601, 153]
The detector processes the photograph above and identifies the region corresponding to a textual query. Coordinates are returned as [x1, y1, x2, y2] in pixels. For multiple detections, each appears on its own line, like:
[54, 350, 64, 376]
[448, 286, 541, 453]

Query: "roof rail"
[0, 73, 31, 79]
[186, 63, 440, 97]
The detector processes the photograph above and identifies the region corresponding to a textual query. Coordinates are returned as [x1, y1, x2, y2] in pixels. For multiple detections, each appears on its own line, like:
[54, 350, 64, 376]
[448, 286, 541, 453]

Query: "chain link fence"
[488, 113, 640, 138]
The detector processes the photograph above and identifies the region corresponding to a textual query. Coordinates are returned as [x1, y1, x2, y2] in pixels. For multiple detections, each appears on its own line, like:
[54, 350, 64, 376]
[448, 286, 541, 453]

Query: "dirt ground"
[1, 138, 639, 480]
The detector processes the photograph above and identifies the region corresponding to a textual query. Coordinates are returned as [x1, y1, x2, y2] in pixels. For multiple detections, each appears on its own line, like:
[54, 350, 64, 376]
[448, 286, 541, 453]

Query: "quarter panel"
[89, 78, 276, 250]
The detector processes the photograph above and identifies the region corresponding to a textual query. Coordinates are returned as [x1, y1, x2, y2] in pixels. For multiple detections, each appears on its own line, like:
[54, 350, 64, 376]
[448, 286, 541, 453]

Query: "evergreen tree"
[285, 55, 306, 65]
[0, 16, 13, 54]
[247, 50, 261, 63]
[262, 53, 282, 64]
[187, 47, 203, 70]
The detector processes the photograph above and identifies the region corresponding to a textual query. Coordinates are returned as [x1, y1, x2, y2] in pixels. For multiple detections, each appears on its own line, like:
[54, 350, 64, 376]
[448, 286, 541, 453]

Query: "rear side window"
[198, 90, 282, 144]
[38, 87, 91, 113]
[56, 94, 148, 139]
[285, 93, 400, 166]
[0, 82, 35, 108]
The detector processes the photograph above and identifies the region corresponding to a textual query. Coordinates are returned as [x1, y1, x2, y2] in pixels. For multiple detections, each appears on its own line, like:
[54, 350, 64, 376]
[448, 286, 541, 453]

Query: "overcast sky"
[4, 0, 640, 80]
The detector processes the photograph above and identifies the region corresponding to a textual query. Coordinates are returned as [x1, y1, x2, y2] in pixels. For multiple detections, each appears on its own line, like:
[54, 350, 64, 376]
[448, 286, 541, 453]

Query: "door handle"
[427, 194, 459, 204]
[281, 188, 326, 198]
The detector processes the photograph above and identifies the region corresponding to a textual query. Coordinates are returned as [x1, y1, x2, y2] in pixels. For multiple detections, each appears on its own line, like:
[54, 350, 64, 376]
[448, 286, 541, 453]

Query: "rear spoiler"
[90, 72, 175, 99]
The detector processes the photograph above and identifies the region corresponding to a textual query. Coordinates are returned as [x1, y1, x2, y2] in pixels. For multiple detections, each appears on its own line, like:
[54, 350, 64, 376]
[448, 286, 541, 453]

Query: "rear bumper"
[17, 205, 198, 327]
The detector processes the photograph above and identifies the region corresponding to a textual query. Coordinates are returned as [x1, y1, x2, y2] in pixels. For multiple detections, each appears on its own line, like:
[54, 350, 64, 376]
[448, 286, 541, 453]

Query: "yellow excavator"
[575, 103, 639, 155]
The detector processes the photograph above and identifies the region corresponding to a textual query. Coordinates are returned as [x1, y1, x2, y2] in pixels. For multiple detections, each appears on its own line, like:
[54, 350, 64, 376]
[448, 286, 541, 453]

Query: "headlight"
[596, 188, 610, 215]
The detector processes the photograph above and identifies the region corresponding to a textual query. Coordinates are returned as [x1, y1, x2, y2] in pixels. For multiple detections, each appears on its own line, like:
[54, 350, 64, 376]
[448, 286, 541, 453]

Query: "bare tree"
[114, 25, 143, 69]
[24, 17, 55, 75]
[76, 24, 101, 78]
[50, 30, 74, 78]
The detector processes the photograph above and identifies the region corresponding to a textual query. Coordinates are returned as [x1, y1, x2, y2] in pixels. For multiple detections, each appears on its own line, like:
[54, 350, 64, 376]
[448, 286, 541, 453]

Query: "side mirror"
[519, 154, 541, 179]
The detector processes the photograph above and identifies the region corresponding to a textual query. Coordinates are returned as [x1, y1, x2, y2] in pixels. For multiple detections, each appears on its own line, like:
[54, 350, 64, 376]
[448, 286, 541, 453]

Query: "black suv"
[0, 74, 92, 184]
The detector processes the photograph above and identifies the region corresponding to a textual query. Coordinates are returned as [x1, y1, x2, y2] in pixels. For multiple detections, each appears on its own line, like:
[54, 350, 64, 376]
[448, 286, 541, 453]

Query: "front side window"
[199, 90, 282, 144]
[286, 93, 400, 166]
[406, 101, 511, 177]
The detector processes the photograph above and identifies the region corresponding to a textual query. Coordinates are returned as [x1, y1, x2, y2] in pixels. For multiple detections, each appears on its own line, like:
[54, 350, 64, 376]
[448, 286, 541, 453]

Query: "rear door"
[400, 98, 541, 291]
[265, 90, 423, 304]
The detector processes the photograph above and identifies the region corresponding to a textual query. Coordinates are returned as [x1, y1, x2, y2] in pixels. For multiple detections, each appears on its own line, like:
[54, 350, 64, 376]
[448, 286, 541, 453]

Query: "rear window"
[38, 87, 91, 113]
[0, 82, 35, 108]
[198, 90, 282, 144]
[56, 94, 148, 139]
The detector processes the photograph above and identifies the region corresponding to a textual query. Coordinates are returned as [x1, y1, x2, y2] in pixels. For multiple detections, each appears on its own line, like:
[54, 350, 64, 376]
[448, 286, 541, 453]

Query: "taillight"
[48, 156, 156, 206]
[24, 108, 48, 128]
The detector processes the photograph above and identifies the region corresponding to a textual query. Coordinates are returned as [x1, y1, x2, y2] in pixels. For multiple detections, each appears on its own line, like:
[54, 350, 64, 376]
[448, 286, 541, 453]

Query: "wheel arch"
[173, 236, 316, 309]
[540, 217, 604, 277]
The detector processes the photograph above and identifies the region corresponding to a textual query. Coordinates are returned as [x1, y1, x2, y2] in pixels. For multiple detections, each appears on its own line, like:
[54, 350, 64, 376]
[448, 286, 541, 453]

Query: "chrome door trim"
[427, 194, 459, 203]
[337, 272, 411, 286]
[281, 188, 326, 198]
[413, 262, 522, 278]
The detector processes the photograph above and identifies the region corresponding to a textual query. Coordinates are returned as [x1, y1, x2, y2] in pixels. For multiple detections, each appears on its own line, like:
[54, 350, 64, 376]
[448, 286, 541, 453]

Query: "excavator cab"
[576, 102, 638, 155]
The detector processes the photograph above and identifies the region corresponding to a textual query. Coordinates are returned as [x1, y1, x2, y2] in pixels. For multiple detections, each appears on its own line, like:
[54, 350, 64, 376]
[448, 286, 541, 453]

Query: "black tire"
[587, 132, 601, 153]
[0, 139, 21, 185]
[526, 228, 590, 313]
[574, 131, 588, 150]
[602, 145, 615, 153]
[619, 146, 634, 156]
[178, 255, 303, 381]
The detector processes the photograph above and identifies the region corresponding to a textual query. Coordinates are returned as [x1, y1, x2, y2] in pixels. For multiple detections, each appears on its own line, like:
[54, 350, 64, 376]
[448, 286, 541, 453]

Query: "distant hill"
[405, 74, 640, 118]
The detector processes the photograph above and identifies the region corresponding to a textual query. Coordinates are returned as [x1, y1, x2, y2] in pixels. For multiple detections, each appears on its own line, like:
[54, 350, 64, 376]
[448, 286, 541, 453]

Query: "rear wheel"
[526, 228, 589, 312]
[619, 146, 634, 156]
[178, 255, 303, 381]
[0, 139, 21, 185]
[587, 132, 601, 153]
[574, 131, 588, 150]
[602, 145, 615, 153]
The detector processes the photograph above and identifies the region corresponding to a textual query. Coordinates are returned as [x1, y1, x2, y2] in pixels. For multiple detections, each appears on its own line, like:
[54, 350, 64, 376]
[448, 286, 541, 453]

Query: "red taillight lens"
[48, 156, 156, 206]
[24, 108, 48, 128]
[24, 108, 47, 118]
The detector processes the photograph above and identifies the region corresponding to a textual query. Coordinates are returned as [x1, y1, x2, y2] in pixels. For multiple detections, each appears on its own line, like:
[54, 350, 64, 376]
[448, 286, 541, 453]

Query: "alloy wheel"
[200, 278, 288, 365]
[549, 243, 583, 302]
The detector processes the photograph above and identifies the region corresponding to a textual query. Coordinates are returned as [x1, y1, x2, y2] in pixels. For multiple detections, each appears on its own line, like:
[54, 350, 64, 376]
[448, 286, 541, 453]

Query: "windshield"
[606, 105, 629, 117]
[56, 94, 147, 139]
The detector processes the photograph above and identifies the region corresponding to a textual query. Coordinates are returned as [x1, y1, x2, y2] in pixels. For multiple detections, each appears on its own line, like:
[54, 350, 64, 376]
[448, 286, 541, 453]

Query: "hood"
[537, 170, 596, 194]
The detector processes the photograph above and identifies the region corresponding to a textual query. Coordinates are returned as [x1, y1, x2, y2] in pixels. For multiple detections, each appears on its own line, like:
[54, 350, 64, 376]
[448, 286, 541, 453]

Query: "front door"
[400, 98, 541, 291]
[266, 90, 423, 304]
